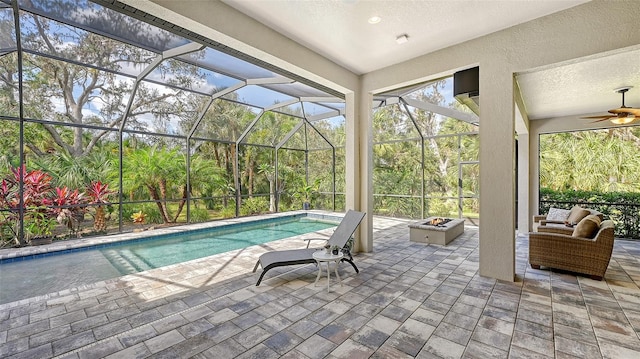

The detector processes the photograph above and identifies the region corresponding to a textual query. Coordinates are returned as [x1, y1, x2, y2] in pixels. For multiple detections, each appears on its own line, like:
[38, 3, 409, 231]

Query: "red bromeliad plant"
[51, 186, 87, 235]
[10, 165, 54, 208]
[0, 166, 56, 245]
[86, 181, 115, 232]
[0, 167, 118, 245]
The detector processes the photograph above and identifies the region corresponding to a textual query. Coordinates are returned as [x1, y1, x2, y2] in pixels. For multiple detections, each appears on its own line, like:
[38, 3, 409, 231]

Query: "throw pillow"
[572, 215, 601, 238]
[567, 205, 590, 224]
[546, 207, 571, 222]
[589, 210, 604, 221]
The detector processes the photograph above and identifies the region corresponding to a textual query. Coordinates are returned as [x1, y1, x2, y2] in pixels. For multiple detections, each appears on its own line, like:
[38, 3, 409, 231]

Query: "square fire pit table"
[408, 217, 465, 245]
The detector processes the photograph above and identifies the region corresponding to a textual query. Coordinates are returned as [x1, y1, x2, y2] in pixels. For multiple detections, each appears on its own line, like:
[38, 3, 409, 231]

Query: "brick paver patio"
[1, 215, 639, 358]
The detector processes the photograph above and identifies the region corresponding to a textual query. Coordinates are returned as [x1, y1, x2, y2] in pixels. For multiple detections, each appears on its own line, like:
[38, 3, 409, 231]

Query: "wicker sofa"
[533, 207, 603, 235]
[528, 220, 615, 280]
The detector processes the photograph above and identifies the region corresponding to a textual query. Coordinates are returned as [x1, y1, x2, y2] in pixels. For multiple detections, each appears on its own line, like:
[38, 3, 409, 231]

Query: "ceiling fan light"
[610, 115, 635, 125]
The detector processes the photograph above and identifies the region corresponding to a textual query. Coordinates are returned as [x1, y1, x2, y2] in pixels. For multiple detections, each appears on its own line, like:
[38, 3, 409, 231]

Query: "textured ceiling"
[222, 0, 588, 75]
[516, 47, 640, 120]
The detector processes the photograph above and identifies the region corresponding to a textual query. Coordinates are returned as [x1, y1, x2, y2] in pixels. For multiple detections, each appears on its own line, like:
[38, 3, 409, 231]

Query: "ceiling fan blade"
[590, 117, 614, 123]
[609, 107, 640, 115]
[581, 115, 614, 119]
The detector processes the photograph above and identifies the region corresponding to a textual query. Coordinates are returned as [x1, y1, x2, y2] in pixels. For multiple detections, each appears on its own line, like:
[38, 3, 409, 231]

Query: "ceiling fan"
[582, 87, 640, 125]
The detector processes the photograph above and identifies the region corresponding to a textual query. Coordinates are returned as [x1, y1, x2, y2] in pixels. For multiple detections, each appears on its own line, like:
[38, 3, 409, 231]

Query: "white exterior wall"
[131, 0, 640, 281]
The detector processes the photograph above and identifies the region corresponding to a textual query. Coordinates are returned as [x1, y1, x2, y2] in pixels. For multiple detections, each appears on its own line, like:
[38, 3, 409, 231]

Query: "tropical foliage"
[372, 80, 479, 219]
[0, 166, 88, 246]
[0, 2, 348, 246]
[540, 129, 640, 193]
[540, 128, 640, 239]
[86, 181, 115, 232]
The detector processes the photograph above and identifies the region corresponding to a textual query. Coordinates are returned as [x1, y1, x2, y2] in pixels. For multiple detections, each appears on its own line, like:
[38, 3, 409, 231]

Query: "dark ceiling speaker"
[453, 67, 479, 98]
[454, 67, 479, 115]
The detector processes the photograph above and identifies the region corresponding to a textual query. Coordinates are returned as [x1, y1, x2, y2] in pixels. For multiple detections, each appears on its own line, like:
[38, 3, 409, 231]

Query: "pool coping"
[0, 210, 341, 262]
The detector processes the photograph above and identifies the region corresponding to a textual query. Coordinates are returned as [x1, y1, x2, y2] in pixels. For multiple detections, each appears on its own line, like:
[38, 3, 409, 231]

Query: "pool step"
[101, 249, 153, 275]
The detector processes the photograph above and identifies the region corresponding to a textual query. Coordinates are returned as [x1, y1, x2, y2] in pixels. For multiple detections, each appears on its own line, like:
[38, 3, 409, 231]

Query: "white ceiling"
[222, 0, 639, 121]
[222, 0, 588, 75]
[516, 47, 640, 120]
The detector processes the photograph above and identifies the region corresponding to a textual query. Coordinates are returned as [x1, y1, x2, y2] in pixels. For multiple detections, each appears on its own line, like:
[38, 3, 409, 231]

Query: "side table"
[312, 251, 344, 292]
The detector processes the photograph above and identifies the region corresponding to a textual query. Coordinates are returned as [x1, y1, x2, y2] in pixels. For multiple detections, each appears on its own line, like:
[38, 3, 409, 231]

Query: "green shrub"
[190, 208, 210, 223]
[219, 204, 236, 219]
[0, 217, 16, 248]
[120, 205, 137, 223]
[540, 187, 640, 205]
[427, 198, 456, 217]
[240, 197, 269, 216]
[140, 203, 164, 224]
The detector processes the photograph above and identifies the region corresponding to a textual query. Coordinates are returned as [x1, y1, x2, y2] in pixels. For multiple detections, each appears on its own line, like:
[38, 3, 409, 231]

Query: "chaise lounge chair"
[253, 210, 366, 286]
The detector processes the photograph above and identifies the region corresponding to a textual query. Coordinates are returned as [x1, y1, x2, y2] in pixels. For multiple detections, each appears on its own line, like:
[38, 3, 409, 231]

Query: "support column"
[479, 65, 516, 281]
[530, 129, 541, 224]
[517, 134, 530, 233]
[345, 90, 373, 253]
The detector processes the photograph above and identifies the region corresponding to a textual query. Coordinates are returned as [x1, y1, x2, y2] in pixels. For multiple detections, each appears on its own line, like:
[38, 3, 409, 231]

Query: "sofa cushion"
[588, 209, 604, 221]
[572, 215, 601, 239]
[567, 205, 590, 224]
[546, 207, 571, 222]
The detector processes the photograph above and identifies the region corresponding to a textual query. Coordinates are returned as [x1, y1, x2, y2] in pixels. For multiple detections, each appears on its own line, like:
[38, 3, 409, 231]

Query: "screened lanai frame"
[372, 77, 480, 220]
[0, 0, 346, 244]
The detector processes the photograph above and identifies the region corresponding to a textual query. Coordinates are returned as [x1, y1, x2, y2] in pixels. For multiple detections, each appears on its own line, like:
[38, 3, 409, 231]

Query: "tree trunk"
[230, 144, 240, 207]
[428, 137, 448, 191]
[94, 205, 106, 232]
[248, 162, 254, 196]
[158, 179, 172, 222]
[214, 143, 222, 168]
[244, 153, 251, 197]
[269, 179, 276, 212]
[173, 185, 188, 222]
[147, 185, 170, 223]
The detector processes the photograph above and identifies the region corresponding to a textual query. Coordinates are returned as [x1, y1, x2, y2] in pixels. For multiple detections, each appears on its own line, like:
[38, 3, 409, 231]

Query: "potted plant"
[331, 245, 340, 255]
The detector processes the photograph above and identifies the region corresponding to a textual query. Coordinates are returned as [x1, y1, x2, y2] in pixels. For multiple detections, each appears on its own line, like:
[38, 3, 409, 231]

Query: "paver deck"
[1, 214, 639, 358]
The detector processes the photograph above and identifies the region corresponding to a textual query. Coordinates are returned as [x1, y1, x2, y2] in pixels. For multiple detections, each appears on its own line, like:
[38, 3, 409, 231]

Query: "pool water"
[0, 216, 336, 305]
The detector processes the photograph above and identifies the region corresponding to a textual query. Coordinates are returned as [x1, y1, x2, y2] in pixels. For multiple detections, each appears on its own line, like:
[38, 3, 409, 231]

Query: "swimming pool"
[0, 214, 337, 305]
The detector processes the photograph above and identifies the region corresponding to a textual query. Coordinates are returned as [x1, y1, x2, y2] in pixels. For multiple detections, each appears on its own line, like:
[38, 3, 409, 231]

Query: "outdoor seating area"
[533, 206, 604, 235]
[529, 220, 616, 280]
[529, 205, 616, 280]
[1, 215, 639, 358]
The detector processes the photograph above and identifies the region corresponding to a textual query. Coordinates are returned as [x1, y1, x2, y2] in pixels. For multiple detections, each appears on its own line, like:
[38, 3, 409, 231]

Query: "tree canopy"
[540, 128, 640, 193]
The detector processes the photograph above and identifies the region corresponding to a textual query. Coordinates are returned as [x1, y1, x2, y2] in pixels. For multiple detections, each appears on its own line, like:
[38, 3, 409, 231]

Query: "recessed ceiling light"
[396, 34, 409, 44]
[368, 16, 381, 24]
